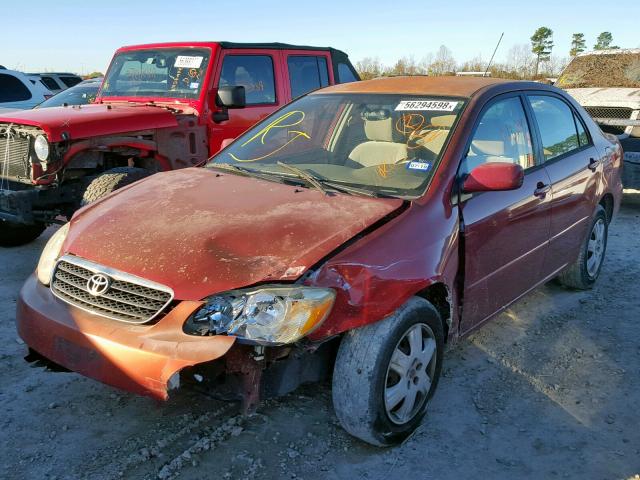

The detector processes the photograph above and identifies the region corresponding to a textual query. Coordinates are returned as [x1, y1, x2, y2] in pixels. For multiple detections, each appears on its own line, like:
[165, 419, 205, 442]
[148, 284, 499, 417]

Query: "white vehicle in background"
[29, 72, 83, 94]
[0, 68, 53, 110]
[557, 49, 640, 188]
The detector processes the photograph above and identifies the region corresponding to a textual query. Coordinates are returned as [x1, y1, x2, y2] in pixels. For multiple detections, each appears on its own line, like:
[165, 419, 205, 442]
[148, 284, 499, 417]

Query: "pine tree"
[594, 32, 619, 50]
[531, 27, 554, 76]
[570, 33, 586, 56]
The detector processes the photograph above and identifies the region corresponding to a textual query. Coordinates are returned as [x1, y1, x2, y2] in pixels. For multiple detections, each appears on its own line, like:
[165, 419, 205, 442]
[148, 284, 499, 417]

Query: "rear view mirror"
[462, 162, 524, 193]
[216, 86, 246, 109]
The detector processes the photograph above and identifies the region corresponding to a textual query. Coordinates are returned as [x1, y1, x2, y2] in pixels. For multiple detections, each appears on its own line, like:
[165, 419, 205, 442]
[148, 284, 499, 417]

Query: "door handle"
[534, 182, 551, 198]
[588, 158, 600, 172]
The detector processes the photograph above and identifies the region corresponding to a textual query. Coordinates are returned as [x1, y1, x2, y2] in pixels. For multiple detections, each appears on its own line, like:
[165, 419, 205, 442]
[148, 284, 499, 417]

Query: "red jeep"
[0, 41, 359, 246]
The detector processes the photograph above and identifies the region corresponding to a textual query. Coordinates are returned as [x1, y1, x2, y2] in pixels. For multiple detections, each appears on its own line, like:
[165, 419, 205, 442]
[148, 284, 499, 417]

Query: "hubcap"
[384, 323, 437, 425]
[586, 218, 606, 277]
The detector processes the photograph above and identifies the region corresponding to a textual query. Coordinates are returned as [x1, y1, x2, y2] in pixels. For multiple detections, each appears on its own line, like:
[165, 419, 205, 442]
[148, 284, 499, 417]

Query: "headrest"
[471, 119, 505, 156]
[364, 117, 394, 142]
[431, 114, 456, 128]
[471, 140, 505, 156]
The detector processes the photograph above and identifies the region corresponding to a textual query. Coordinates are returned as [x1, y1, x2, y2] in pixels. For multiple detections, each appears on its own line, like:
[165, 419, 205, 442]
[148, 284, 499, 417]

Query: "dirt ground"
[1, 195, 639, 480]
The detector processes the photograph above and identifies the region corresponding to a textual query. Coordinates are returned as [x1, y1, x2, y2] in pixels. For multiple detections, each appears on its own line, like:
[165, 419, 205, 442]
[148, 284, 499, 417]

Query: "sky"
[1, 0, 639, 74]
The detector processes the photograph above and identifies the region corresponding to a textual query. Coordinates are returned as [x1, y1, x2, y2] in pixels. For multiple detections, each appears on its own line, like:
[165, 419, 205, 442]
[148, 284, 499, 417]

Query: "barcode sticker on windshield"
[395, 100, 459, 111]
[175, 56, 204, 68]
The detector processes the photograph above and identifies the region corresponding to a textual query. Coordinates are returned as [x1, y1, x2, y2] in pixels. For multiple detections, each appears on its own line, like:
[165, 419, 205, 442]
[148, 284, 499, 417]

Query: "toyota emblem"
[86, 273, 111, 296]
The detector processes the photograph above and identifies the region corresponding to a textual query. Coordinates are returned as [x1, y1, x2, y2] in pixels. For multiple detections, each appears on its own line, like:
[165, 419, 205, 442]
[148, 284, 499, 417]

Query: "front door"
[459, 94, 552, 334]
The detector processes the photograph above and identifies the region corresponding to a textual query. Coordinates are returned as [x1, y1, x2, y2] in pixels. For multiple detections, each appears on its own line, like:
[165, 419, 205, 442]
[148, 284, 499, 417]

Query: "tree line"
[355, 29, 622, 80]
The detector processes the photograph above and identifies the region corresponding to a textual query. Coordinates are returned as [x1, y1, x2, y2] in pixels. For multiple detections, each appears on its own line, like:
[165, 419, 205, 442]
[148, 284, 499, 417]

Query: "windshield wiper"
[276, 161, 329, 195]
[318, 180, 385, 198]
[207, 163, 254, 176]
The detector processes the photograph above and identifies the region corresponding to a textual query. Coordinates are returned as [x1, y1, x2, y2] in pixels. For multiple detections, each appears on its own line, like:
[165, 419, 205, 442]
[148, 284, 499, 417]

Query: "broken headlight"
[184, 286, 335, 345]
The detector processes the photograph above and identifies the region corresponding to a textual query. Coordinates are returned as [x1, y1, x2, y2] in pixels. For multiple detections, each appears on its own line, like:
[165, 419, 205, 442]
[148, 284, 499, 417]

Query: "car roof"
[315, 76, 523, 98]
[116, 41, 348, 56]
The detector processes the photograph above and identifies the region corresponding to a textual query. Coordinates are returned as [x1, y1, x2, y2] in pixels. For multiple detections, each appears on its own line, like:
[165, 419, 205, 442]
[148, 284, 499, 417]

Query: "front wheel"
[557, 204, 608, 290]
[80, 167, 151, 206]
[332, 297, 444, 446]
[0, 219, 46, 247]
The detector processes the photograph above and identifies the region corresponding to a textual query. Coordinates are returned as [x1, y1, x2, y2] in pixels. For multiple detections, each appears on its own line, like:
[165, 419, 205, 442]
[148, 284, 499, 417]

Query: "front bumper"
[16, 275, 236, 400]
[0, 181, 83, 225]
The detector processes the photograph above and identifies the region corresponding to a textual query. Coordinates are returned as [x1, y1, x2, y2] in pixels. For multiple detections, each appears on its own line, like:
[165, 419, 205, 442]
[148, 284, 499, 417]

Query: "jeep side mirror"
[216, 86, 246, 109]
[462, 162, 524, 193]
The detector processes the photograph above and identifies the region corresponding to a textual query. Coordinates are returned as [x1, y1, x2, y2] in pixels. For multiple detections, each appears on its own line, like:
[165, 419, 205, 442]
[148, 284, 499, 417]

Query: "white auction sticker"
[395, 100, 459, 111]
[174, 55, 204, 68]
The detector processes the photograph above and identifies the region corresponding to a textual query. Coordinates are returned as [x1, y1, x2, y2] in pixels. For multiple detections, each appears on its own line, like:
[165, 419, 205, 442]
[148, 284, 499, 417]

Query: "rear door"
[525, 94, 601, 277]
[208, 49, 288, 154]
[284, 50, 333, 100]
[459, 94, 552, 333]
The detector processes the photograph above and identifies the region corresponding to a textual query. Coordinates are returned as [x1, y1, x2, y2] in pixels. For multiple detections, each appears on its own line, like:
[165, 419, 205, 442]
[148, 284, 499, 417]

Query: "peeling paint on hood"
[64, 168, 404, 300]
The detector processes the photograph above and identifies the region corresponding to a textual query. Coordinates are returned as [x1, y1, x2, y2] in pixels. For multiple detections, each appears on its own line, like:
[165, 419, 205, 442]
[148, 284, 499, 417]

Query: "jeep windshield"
[557, 51, 640, 88]
[101, 48, 211, 99]
[207, 93, 465, 198]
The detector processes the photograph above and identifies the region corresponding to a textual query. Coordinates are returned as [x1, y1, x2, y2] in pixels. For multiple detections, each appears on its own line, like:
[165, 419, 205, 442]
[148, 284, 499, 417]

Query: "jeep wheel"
[557, 205, 608, 290]
[0, 220, 46, 247]
[332, 297, 444, 446]
[81, 167, 151, 206]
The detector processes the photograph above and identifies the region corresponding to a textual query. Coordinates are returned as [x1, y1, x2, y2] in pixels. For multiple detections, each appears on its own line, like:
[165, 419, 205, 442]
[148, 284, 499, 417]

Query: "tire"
[332, 297, 444, 446]
[80, 167, 151, 206]
[557, 204, 608, 290]
[0, 219, 46, 247]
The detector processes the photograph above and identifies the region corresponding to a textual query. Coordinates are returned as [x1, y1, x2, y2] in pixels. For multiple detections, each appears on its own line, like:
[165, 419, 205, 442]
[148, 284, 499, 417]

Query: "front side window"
[461, 96, 535, 174]
[219, 55, 276, 105]
[101, 48, 211, 99]
[208, 93, 465, 198]
[0, 73, 31, 102]
[287, 56, 329, 98]
[528, 95, 581, 161]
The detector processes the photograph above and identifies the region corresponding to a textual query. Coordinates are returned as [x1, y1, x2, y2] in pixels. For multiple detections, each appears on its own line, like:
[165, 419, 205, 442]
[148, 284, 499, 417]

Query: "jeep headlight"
[184, 286, 335, 345]
[34, 135, 49, 162]
[36, 223, 69, 285]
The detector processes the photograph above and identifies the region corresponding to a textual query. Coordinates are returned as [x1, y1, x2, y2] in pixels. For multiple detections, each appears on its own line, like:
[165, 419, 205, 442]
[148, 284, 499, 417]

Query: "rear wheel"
[557, 205, 608, 290]
[332, 297, 444, 446]
[81, 167, 151, 206]
[0, 219, 46, 247]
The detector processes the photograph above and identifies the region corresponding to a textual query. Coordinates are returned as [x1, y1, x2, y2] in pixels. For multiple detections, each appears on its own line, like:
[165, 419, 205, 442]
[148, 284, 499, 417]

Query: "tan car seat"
[349, 117, 408, 167]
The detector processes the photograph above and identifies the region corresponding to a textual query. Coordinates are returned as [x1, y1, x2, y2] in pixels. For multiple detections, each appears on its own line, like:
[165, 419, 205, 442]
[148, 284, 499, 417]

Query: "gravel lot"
[1, 194, 639, 480]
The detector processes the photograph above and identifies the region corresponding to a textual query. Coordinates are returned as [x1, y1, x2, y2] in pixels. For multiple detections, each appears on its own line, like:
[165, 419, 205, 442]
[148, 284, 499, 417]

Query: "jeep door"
[525, 94, 602, 276]
[458, 94, 552, 334]
[208, 49, 288, 155]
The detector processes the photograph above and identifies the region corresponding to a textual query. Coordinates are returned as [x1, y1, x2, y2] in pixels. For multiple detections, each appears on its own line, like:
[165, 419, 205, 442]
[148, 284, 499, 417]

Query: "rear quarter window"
[338, 63, 358, 83]
[0, 73, 32, 102]
[39, 76, 60, 90]
[61, 76, 82, 88]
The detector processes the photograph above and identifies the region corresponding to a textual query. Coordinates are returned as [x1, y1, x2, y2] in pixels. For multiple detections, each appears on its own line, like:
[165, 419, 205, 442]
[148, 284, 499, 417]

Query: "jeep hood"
[0, 103, 178, 142]
[565, 87, 640, 108]
[65, 168, 404, 300]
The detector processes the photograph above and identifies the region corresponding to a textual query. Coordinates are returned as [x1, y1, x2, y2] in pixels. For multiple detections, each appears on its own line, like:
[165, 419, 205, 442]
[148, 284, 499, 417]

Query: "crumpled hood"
[0, 103, 178, 142]
[65, 168, 404, 300]
[565, 88, 640, 108]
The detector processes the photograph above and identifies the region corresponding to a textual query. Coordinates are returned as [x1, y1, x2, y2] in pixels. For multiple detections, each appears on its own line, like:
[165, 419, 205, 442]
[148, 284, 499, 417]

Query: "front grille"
[51, 256, 174, 324]
[584, 106, 634, 135]
[0, 134, 30, 179]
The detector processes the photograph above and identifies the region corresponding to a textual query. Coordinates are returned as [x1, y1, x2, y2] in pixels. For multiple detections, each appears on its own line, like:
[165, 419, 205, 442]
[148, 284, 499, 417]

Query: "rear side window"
[0, 73, 32, 102]
[461, 96, 535, 174]
[338, 63, 358, 83]
[61, 76, 82, 88]
[287, 56, 329, 98]
[528, 95, 581, 161]
[574, 113, 590, 147]
[219, 55, 276, 105]
[39, 76, 59, 90]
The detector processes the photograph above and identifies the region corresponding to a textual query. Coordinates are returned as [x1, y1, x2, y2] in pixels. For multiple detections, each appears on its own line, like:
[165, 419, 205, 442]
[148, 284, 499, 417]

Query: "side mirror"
[216, 86, 246, 109]
[462, 162, 524, 193]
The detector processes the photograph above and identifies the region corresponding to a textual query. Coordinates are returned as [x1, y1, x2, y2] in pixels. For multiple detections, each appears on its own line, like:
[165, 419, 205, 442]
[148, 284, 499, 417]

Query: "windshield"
[557, 51, 640, 88]
[208, 93, 465, 198]
[101, 48, 211, 99]
[36, 83, 99, 108]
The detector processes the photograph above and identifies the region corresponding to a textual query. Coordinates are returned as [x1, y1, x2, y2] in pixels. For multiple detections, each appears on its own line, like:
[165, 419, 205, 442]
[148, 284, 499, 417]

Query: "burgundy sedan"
[17, 77, 623, 446]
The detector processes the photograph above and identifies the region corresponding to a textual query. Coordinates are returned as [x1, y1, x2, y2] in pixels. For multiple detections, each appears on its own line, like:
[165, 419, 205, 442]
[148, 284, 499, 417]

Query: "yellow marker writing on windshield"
[230, 110, 310, 162]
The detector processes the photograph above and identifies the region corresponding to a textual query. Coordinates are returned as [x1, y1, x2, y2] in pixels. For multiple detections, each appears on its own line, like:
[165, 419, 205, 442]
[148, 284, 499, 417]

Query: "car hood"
[64, 168, 405, 300]
[565, 87, 640, 108]
[0, 103, 178, 142]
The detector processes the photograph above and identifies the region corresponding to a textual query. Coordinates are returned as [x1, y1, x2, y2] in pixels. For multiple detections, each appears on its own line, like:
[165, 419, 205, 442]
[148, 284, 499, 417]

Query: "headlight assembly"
[36, 223, 69, 285]
[184, 286, 335, 345]
[34, 135, 50, 162]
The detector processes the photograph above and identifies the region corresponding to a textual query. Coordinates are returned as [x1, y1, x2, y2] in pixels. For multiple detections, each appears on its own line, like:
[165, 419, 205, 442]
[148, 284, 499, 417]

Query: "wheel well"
[415, 283, 452, 342]
[600, 194, 614, 224]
